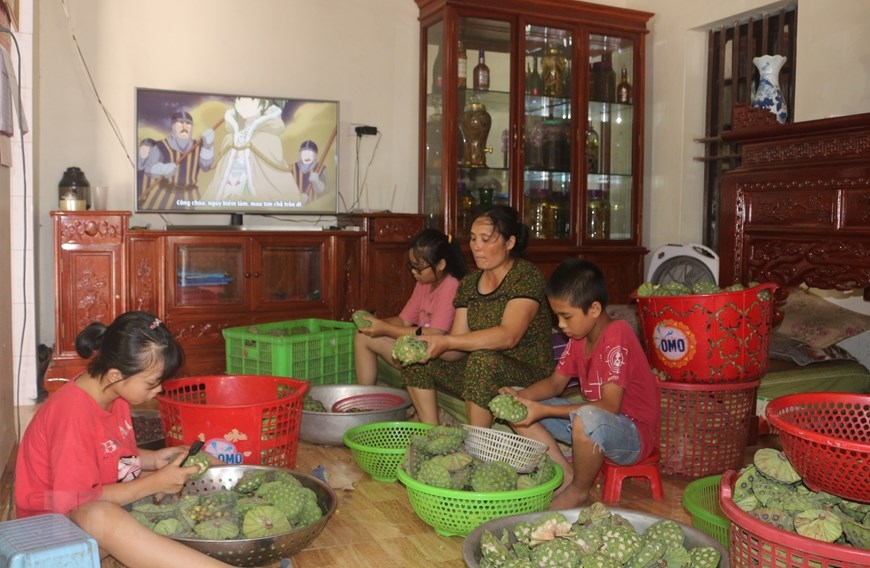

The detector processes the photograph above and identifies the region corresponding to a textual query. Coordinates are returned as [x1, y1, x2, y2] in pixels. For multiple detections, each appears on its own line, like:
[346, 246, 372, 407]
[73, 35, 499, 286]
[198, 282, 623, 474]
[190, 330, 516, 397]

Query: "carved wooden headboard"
[718, 107, 870, 303]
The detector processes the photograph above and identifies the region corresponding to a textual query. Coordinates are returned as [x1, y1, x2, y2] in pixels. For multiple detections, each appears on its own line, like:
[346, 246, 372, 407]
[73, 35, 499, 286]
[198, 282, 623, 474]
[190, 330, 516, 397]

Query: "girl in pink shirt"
[354, 229, 467, 385]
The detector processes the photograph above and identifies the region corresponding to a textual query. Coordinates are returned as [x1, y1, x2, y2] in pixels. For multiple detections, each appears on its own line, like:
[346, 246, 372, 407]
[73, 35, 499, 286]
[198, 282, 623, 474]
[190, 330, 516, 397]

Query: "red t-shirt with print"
[15, 379, 142, 517]
[555, 319, 660, 459]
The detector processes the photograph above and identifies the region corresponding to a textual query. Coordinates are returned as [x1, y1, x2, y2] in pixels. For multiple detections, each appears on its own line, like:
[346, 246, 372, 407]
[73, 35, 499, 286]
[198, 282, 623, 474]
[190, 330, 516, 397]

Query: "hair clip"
[150, 317, 162, 330]
[447, 233, 452, 243]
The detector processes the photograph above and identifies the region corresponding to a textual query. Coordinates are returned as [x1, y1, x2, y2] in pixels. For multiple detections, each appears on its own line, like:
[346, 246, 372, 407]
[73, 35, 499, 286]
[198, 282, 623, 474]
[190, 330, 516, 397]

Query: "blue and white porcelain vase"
[752, 55, 788, 124]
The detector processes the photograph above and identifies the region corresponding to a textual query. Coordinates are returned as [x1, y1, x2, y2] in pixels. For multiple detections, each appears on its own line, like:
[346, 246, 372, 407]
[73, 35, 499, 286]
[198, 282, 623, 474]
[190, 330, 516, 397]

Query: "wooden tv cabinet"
[44, 211, 423, 393]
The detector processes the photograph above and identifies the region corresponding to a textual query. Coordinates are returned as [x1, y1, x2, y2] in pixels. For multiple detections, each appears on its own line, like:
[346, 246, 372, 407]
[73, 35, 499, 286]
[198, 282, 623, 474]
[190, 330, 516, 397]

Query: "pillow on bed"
[769, 331, 856, 366]
[776, 288, 870, 349]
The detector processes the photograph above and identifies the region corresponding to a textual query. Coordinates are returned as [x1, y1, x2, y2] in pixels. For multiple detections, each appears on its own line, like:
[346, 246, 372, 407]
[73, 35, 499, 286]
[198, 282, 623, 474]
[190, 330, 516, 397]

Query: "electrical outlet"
[347, 123, 378, 137]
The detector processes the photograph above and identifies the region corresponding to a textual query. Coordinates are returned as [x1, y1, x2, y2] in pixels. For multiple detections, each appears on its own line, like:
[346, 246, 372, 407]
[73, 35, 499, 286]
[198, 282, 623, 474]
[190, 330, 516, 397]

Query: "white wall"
[7, 0, 35, 409]
[22, 0, 870, 404]
[630, 0, 870, 252]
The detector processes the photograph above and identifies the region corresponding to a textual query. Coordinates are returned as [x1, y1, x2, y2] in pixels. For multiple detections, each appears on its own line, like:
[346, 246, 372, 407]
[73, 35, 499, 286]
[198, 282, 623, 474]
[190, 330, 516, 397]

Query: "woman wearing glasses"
[404, 205, 555, 427]
[354, 229, 468, 385]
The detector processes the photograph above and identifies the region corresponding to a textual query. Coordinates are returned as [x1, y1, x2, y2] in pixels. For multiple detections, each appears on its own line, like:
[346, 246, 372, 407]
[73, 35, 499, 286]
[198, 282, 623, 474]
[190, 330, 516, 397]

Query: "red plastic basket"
[720, 469, 870, 567]
[659, 380, 759, 478]
[157, 375, 307, 468]
[765, 393, 870, 503]
[634, 282, 777, 383]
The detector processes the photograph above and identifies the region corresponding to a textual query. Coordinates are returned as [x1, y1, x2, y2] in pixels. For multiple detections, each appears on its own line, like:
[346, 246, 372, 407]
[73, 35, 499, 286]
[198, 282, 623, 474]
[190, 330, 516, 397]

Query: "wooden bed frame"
[719, 108, 870, 440]
[719, 106, 870, 303]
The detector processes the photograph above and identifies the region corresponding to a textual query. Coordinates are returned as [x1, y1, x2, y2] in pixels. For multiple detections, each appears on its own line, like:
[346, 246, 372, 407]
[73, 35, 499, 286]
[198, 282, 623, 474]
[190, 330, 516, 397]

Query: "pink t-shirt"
[399, 275, 461, 332]
[14, 379, 142, 518]
[555, 319, 660, 459]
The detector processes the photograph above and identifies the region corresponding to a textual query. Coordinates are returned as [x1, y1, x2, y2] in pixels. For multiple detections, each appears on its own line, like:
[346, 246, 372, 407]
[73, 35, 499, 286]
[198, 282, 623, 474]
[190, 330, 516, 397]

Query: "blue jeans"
[539, 397, 641, 465]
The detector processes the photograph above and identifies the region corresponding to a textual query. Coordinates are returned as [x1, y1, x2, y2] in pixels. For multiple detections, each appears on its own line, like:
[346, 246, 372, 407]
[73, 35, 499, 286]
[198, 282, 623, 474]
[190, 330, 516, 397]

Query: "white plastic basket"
[461, 425, 548, 473]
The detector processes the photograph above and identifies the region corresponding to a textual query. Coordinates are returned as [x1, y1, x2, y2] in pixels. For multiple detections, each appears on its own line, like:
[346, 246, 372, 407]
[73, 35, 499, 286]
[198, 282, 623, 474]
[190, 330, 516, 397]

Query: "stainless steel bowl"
[172, 465, 337, 567]
[462, 507, 730, 568]
[300, 384, 412, 445]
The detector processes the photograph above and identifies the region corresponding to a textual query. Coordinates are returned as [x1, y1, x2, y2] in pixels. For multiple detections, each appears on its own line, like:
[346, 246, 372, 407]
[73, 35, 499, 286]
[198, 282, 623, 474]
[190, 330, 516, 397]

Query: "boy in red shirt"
[501, 258, 659, 509]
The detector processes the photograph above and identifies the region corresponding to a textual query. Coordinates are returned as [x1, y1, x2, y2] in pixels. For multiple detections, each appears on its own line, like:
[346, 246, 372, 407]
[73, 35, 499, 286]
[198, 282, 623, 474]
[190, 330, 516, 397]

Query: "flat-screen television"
[135, 87, 339, 217]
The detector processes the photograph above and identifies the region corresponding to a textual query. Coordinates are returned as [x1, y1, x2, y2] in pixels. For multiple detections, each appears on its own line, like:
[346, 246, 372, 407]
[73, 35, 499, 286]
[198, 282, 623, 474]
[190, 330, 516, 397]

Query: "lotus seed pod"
[578, 552, 621, 568]
[242, 505, 293, 538]
[626, 538, 666, 568]
[688, 546, 722, 568]
[842, 520, 870, 548]
[154, 518, 188, 537]
[234, 470, 269, 494]
[754, 448, 801, 484]
[194, 517, 240, 540]
[733, 465, 761, 511]
[660, 544, 691, 567]
[183, 452, 211, 480]
[793, 509, 843, 543]
[750, 507, 795, 532]
[416, 459, 454, 488]
[352, 309, 374, 329]
[391, 334, 430, 366]
[479, 529, 514, 565]
[303, 395, 328, 412]
[488, 393, 529, 423]
[598, 525, 642, 563]
[528, 537, 581, 567]
[642, 518, 684, 549]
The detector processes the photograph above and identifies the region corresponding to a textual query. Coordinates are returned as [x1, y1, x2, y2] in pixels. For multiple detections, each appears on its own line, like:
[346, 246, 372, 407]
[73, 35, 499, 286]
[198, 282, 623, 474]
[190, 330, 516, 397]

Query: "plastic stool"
[600, 449, 664, 503]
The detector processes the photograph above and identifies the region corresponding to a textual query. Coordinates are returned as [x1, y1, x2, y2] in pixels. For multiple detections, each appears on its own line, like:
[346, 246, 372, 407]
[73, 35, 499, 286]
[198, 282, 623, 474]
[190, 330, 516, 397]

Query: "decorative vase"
[751, 55, 788, 124]
[460, 99, 492, 168]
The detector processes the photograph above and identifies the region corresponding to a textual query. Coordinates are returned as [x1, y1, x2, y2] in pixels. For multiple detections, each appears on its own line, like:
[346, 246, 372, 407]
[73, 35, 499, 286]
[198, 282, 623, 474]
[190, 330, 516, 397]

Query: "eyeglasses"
[406, 261, 432, 274]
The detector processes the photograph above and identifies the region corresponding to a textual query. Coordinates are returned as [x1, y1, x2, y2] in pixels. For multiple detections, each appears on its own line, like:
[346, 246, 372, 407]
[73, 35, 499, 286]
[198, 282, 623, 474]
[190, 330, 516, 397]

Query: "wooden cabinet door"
[250, 235, 333, 316]
[165, 236, 249, 313]
[46, 212, 129, 392]
[337, 213, 425, 317]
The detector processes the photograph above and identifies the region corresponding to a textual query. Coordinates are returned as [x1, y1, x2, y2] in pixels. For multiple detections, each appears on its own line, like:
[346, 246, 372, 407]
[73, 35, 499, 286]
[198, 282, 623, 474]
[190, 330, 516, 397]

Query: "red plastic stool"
[599, 449, 664, 503]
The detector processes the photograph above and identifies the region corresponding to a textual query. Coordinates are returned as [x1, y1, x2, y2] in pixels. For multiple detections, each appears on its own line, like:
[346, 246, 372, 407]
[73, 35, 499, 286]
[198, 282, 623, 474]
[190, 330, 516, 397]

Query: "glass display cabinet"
[416, 0, 653, 302]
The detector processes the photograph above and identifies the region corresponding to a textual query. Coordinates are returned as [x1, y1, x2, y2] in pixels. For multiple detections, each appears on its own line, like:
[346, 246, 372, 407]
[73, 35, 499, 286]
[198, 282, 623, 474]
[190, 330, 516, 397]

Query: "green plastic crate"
[223, 319, 355, 384]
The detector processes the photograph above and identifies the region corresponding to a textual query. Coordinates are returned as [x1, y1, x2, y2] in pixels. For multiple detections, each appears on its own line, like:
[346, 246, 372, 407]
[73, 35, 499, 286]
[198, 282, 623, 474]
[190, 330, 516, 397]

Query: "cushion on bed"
[769, 332, 856, 366]
[776, 288, 870, 349]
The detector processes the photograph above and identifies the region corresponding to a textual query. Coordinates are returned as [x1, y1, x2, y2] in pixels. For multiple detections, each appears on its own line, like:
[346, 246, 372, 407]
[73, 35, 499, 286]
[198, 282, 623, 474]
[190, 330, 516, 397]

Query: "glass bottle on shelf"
[473, 48, 490, 91]
[432, 45, 443, 94]
[525, 62, 531, 93]
[528, 57, 542, 96]
[601, 63, 616, 102]
[616, 67, 632, 104]
[458, 182, 475, 233]
[585, 125, 600, 174]
[457, 41, 468, 88]
[474, 184, 496, 217]
[426, 108, 443, 169]
[550, 192, 569, 238]
[587, 189, 610, 239]
[525, 188, 552, 239]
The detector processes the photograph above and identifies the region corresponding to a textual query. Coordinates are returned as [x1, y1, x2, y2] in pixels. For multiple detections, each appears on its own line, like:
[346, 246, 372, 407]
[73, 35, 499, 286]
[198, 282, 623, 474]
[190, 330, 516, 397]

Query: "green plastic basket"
[223, 319, 356, 384]
[396, 459, 564, 537]
[682, 474, 729, 548]
[343, 421, 433, 482]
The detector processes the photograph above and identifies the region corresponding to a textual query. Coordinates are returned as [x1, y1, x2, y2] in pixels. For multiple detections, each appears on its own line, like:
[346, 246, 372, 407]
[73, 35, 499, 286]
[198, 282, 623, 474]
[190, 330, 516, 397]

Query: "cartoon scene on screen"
[136, 89, 338, 214]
